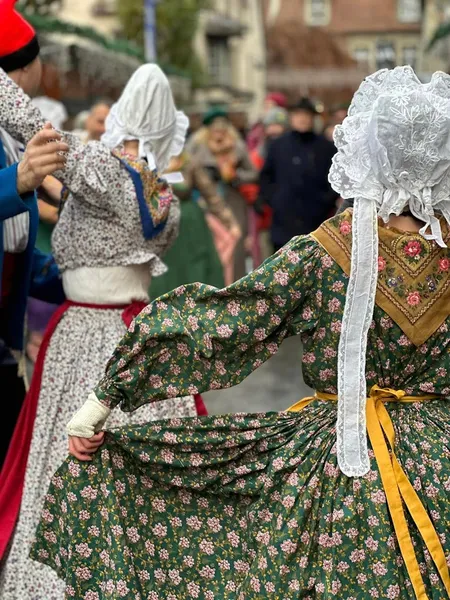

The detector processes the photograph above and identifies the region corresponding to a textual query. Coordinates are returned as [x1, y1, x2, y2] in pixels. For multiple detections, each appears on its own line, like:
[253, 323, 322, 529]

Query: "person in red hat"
[0, 0, 67, 467]
[246, 91, 288, 152]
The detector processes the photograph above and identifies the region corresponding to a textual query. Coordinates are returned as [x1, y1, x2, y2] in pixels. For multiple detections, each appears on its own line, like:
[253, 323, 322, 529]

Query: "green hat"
[203, 106, 228, 126]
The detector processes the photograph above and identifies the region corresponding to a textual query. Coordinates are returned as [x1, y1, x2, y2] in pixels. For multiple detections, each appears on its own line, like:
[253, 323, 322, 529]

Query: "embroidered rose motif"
[439, 258, 450, 272]
[377, 256, 386, 272]
[406, 291, 421, 306]
[403, 240, 422, 259]
[339, 220, 352, 235]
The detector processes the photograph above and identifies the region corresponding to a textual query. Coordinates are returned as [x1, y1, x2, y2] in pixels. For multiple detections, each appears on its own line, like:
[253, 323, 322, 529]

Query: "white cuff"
[66, 392, 112, 438]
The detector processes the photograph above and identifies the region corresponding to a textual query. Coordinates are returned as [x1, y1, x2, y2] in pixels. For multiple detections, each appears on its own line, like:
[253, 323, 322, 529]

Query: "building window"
[353, 47, 370, 67]
[402, 46, 417, 68]
[305, 0, 330, 26]
[398, 0, 422, 23]
[376, 41, 397, 70]
[208, 37, 231, 85]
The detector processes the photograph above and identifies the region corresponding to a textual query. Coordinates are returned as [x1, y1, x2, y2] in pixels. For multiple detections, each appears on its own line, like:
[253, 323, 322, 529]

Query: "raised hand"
[16, 122, 68, 195]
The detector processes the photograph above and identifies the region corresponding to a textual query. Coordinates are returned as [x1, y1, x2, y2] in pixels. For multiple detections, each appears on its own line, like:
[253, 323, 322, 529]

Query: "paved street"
[203, 335, 313, 415]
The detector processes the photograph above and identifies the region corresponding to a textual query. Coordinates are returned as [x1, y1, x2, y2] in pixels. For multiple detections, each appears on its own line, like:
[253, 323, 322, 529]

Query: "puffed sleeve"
[95, 236, 323, 411]
[0, 68, 124, 207]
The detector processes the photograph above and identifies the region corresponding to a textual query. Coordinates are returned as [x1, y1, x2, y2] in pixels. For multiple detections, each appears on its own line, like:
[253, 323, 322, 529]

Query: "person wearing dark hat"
[0, 1, 66, 466]
[259, 96, 338, 251]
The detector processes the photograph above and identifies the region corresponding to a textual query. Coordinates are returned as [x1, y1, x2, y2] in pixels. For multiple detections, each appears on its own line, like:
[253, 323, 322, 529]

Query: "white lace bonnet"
[101, 64, 189, 183]
[329, 66, 450, 476]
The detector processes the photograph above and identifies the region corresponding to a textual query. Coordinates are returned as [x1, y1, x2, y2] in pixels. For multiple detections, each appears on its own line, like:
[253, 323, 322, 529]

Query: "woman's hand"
[16, 124, 68, 194]
[37, 198, 59, 224]
[244, 235, 253, 254]
[229, 225, 242, 241]
[220, 162, 236, 183]
[69, 432, 105, 462]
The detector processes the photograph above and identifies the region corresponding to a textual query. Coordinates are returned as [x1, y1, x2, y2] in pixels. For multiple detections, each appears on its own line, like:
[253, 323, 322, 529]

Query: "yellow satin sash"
[288, 385, 450, 600]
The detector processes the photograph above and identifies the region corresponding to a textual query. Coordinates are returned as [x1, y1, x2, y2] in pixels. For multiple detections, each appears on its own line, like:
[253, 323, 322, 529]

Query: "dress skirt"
[0, 306, 197, 599]
[30, 399, 450, 599]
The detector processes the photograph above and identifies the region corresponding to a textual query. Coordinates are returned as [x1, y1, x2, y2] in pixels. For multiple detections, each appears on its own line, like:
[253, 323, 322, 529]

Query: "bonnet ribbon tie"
[418, 187, 446, 248]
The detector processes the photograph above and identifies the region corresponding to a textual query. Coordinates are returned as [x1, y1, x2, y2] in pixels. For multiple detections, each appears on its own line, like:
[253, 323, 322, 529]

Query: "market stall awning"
[39, 32, 141, 87]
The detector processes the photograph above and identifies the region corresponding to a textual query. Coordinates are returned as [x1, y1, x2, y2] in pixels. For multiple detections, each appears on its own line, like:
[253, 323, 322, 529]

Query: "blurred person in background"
[150, 151, 241, 297]
[72, 109, 88, 132]
[323, 120, 337, 143]
[251, 107, 290, 170]
[73, 99, 112, 143]
[247, 91, 288, 152]
[330, 102, 349, 125]
[251, 106, 290, 265]
[259, 97, 338, 251]
[324, 103, 350, 208]
[324, 102, 349, 143]
[189, 107, 257, 282]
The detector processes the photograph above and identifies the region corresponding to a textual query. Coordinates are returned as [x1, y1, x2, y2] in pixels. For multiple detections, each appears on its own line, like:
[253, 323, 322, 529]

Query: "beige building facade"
[192, 0, 267, 121]
[54, 0, 267, 119]
[58, 0, 119, 36]
[264, 0, 448, 85]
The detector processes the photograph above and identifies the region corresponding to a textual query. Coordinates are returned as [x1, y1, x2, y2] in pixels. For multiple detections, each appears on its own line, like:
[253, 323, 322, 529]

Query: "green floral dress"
[31, 212, 450, 599]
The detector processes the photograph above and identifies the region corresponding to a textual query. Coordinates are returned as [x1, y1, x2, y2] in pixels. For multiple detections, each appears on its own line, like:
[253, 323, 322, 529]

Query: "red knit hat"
[0, 0, 39, 73]
[265, 92, 288, 109]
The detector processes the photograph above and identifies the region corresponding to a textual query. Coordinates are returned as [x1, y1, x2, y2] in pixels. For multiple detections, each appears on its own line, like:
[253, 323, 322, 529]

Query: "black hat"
[289, 97, 318, 114]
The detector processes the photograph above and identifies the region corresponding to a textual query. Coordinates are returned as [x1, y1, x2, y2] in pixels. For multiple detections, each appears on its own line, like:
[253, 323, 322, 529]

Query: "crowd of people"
[1, 5, 449, 600]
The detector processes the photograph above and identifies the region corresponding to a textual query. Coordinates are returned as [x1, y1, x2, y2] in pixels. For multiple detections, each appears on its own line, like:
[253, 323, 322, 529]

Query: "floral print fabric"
[31, 402, 450, 599]
[31, 223, 450, 598]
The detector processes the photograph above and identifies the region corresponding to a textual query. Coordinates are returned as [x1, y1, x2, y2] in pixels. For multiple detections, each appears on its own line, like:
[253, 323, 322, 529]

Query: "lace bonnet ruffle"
[329, 66, 450, 476]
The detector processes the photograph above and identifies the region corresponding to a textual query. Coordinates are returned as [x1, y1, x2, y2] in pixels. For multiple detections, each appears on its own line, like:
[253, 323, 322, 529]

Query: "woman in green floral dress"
[31, 68, 450, 599]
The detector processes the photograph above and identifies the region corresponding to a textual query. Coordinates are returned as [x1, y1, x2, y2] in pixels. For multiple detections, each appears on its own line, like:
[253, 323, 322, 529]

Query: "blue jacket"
[259, 131, 338, 247]
[0, 139, 64, 351]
